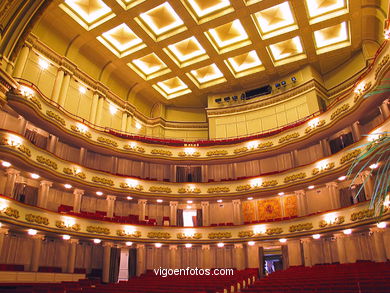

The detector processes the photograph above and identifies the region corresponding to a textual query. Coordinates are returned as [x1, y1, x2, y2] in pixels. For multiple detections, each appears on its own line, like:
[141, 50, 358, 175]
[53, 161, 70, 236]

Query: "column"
[118, 246, 130, 281]
[201, 245, 211, 269]
[295, 190, 307, 216]
[95, 96, 104, 125]
[344, 235, 358, 263]
[370, 227, 387, 262]
[121, 112, 128, 132]
[102, 242, 113, 283]
[232, 199, 242, 225]
[320, 139, 331, 157]
[201, 201, 210, 226]
[301, 238, 312, 267]
[89, 92, 99, 124]
[51, 69, 65, 103]
[351, 121, 361, 142]
[106, 195, 116, 218]
[169, 201, 178, 226]
[246, 244, 259, 269]
[47, 134, 58, 153]
[37, 180, 52, 208]
[326, 182, 340, 209]
[0, 228, 9, 257]
[136, 244, 146, 276]
[73, 189, 84, 213]
[4, 168, 20, 197]
[334, 234, 347, 264]
[169, 245, 178, 269]
[13, 45, 30, 78]
[126, 114, 133, 133]
[234, 244, 245, 270]
[138, 199, 147, 221]
[287, 239, 303, 266]
[58, 73, 71, 107]
[291, 150, 299, 167]
[79, 147, 86, 164]
[359, 170, 374, 199]
[67, 239, 78, 273]
[30, 235, 44, 272]
[380, 100, 390, 120]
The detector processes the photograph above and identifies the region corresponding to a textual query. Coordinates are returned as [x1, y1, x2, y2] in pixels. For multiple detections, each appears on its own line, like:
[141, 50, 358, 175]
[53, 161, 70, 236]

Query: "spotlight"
[240, 93, 246, 100]
[217, 243, 224, 248]
[291, 77, 297, 83]
[31, 173, 40, 179]
[1, 161, 11, 167]
[28, 229, 37, 236]
[278, 192, 284, 196]
[93, 239, 101, 244]
[96, 191, 103, 196]
[312, 234, 321, 240]
[247, 197, 253, 200]
[343, 229, 352, 235]
[279, 238, 287, 243]
[232, 96, 238, 101]
[187, 200, 193, 204]
[308, 185, 315, 190]
[338, 176, 346, 181]
[215, 98, 222, 103]
[369, 163, 378, 169]
[64, 184, 72, 189]
[377, 222, 386, 228]
[126, 241, 133, 246]
[38, 58, 49, 70]
[275, 83, 281, 89]
[217, 199, 223, 203]
[63, 235, 71, 240]
[281, 81, 287, 87]
[127, 196, 133, 200]
[224, 97, 230, 102]
[185, 243, 192, 248]
[135, 122, 142, 130]
[248, 241, 255, 246]
[155, 243, 162, 248]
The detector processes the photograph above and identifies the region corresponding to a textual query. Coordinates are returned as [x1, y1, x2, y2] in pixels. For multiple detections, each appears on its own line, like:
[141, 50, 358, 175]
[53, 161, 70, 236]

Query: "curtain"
[339, 188, 353, 208]
[53, 140, 80, 162]
[177, 209, 184, 227]
[196, 209, 203, 227]
[281, 245, 289, 270]
[109, 247, 121, 283]
[128, 248, 137, 279]
[13, 184, 38, 205]
[258, 247, 265, 278]
[25, 129, 48, 149]
[0, 233, 34, 269]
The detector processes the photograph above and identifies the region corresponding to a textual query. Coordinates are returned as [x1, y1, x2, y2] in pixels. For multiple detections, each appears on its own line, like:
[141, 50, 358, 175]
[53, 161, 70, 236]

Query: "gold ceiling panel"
[153, 77, 192, 99]
[97, 23, 146, 57]
[128, 53, 171, 80]
[205, 19, 252, 54]
[187, 63, 226, 89]
[163, 36, 209, 68]
[225, 50, 264, 78]
[115, 0, 145, 10]
[180, 0, 234, 24]
[305, 0, 348, 24]
[314, 21, 350, 54]
[135, 2, 187, 41]
[252, 1, 298, 39]
[268, 36, 306, 66]
[60, 0, 115, 30]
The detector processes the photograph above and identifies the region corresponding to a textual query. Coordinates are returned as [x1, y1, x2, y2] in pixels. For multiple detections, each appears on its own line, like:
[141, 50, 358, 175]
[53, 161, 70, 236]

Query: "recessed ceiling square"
[153, 77, 192, 99]
[225, 50, 264, 78]
[163, 36, 209, 68]
[205, 19, 252, 54]
[135, 2, 187, 41]
[305, 0, 348, 24]
[60, 0, 115, 30]
[115, 0, 145, 10]
[252, 1, 298, 39]
[97, 23, 146, 58]
[180, 0, 234, 24]
[129, 53, 171, 80]
[314, 21, 350, 54]
[268, 36, 306, 66]
[186, 63, 226, 89]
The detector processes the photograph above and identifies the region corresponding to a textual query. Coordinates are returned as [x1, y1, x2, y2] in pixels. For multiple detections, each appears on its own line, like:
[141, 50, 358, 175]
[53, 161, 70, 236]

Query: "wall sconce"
[19, 86, 34, 98]
[247, 141, 258, 149]
[8, 135, 22, 148]
[250, 178, 262, 188]
[253, 225, 266, 235]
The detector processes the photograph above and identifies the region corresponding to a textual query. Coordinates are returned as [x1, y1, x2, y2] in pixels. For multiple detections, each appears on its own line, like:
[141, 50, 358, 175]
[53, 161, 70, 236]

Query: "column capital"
[294, 190, 305, 196]
[32, 234, 45, 240]
[234, 243, 243, 249]
[138, 199, 147, 205]
[201, 201, 209, 207]
[73, 188, 84, 196]
[106, 195, 116, 201]
[232, 199, 241, 205]
[201, 244, 210, 250]
[326, 182, 338, 188]
[103, 241, 114, 248]
[0, 228, 9, 235]
[5, 168, 20, 176]
[69, 239, 79, 244]
[40, 180, 53, 188]
[300, 238, 312, 244]
[370, 227, 386, 233]
[169, 201, 178, 207]
[169, 245, 178, 250]
[360, 170, 371, 178]
[333, 233, 346, 239]
[136, 244, 145, 249]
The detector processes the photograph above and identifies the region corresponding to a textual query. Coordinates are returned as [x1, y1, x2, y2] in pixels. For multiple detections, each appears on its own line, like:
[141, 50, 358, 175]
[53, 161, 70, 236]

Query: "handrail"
[12, 40, 388, 146]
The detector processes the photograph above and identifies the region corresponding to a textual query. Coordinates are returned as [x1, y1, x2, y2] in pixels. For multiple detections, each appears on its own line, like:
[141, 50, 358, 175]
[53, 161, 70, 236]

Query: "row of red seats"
[242, 262, 390, 293]
[0, 279, 98, 293]
[0, 264, 87, 274]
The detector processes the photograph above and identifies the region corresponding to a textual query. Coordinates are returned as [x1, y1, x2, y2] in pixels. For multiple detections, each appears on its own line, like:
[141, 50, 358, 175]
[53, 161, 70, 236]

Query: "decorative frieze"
[330, 104, 350, 120]
[208, 232, 232, 239]
[312, 162, 335, 175]
[97, 136, 118, 147]
[36, 155, 58, 170]
[55, 220, 81, 231]
[265, 227, 283, 235]
[234, 147, 248, 154]
[116, 230, 142, 237]
[63, 167, 86, 180]
[375, 54, 389, 79]
[70, 125, 91, 138]
[262, 180, 278, 188]
[319, 216, 345, 228]
[17, 145, 31, 157]
[279, 132, 300, 144]
[236, 184, 251, 192]
[339, 149, 362, 164]
[119, 182, 143, 191]
[178, 151, 200, 157]
[289, 223, 313, 232]
[149, 186, 172, 193]
[92, 176, 114, 186]
[86, 226, 110, 235]
[350, 209, 375, 221]
[178, 187, 201, 194]
[238, 231, 255, 238]
[123, 144, 145, 153]
[30, 96, 42, 109]
[258, 141, 274, 149]
[207, 187, 230, 193]
[151, 149, 172, 156]
[2, 207, 20, 219]
[305, 120, 326, 133]
[147, 232, 171, 239]
[177, 232, 202, 240]
[25, 214, 49, 225]
[206, 150, 228, 157]
[46, 110, 65, 126]
[284, 172, 306, 183]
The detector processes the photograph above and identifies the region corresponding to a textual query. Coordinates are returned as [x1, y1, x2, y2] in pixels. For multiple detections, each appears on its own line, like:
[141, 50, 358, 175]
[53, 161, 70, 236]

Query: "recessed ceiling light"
[63, 235, 71, 240]
[247, 197, 253, 200]
[96, 191, 103, 196]
[217, 242, 224, 247]
[1, 161, 11, 167]
[155, 243, 162, 248]
[157, 199, 163, 203]
[31, 173, 40, 179]
[338, 176, 346, 181]
[279, 238, 287, 243]
[377, 222, 386, 229]
[217, 199, 223, 203]
[126, 241, 133, 246]
[278, 192, 285, 196]
[369, 163, 378, 169]
[187, 200, 193, 204]
[343, 229, 352, 235]
[28, 229, 37, 236]
[308, 185, 315, 190]
[312, 234, 321, 239]
[185, 243, 192, 248]
[93, 239, 102, 244]
[127, 196, 133, 200]
[38, 58, 49, 70]
[248, 241, 255, 246]
[64, 184, 72, 189]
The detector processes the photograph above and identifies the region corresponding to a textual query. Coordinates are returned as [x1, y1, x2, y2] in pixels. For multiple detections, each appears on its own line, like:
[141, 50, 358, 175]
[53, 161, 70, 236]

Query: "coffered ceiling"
[38, 0, 368, 106]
